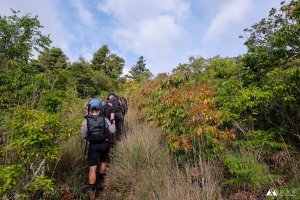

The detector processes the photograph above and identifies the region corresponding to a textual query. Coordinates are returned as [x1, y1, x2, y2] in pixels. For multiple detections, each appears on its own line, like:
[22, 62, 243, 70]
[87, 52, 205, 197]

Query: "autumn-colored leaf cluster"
[126, 72, 235, 158]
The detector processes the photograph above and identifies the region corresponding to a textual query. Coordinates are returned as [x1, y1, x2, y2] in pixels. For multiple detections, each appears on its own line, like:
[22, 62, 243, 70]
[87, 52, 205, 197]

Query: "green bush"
[39, 90, 65, 113]
[4, 106, 61, 163]
[0, 165, 24, 195]
[224, 155, 276, 190]
[231, 130, 285, 154]
[24, 175, 56, 199]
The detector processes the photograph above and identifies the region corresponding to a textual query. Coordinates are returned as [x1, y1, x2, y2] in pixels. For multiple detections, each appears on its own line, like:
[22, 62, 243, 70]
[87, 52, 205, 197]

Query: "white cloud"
[71, 0, 95, 27]
[114, 15, 183, 56]
[203, 0, 253, 42]
[98, 0, 190, 74]
[114, 15, 186, 73]
[98, 0, 190, 23]
[122, 67, 130, 76]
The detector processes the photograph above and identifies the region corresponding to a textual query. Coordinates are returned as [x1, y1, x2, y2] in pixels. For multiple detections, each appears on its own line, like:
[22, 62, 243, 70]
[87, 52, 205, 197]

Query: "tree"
[68, 59, 99, 98]
[91, 45, 109, 71]
[240, 0, 300, 84]
[38, 47, 68, 71]
[128, 56, 153, 82]
[106, 53, 125, 78]
[231, 0, 300, 140]
[91, 45, 125, 77]
[0, 10, 51, 67]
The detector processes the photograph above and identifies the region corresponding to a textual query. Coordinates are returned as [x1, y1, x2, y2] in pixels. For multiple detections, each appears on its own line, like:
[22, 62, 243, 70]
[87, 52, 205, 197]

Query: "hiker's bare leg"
[89, 166, 97, 184]
[99, 162, 106, 174]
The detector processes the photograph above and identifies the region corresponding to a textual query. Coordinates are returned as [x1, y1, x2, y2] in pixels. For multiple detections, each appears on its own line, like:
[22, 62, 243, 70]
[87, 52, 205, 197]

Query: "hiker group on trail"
[81, 93, 128, 200]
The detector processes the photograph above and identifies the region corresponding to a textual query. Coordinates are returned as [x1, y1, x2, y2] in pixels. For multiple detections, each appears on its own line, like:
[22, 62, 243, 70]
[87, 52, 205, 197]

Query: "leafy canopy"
[0, 9, 51, 66]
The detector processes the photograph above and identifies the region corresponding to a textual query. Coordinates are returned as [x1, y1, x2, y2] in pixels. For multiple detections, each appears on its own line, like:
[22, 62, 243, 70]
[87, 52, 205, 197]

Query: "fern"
[224, 155, 277, 189]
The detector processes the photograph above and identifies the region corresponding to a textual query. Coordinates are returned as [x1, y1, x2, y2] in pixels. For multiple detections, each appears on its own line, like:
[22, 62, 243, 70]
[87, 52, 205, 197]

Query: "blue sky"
[0, 0, 281, 75]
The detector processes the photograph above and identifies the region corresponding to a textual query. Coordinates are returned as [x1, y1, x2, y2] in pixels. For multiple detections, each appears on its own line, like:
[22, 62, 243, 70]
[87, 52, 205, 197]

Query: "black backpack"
[85, 115, 106, 143]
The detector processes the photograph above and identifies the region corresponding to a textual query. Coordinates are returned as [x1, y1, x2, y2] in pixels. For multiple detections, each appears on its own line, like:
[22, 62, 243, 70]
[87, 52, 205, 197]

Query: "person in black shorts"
[82, 106, 113, 200]
[114, 96, 124, 138]
[106, 93, 124, 139]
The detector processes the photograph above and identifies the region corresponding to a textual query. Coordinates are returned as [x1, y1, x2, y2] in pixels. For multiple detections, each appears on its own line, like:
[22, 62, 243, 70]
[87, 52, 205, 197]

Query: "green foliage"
[35, 47, 72, 91]
[0, 165, 24, 195]
[38, 47, 68, 71]
[92, 45, 109, 71]
[0, 9, 51, 66]
[0, 61, 51, 109]
[39, 90, 65, 113]
[58, 90, 84, 140]
[231, 130, 285, 154]
[24, 175, 55, 198]
[235, 1, 300, 137]
[4, 106, 61, 163]
[224, 155, 275, 189]
[0, 9, 125, 199]
[128, 56, 153, 82]
[68, 58, 122, 98]
[68, 60, 99, 98]
[92, 45, 125, 77]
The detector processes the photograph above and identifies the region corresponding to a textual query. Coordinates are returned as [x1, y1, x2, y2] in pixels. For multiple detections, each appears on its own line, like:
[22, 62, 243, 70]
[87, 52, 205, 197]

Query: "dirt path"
[94, 127, 129, 199]
[95, 179, 112, 200]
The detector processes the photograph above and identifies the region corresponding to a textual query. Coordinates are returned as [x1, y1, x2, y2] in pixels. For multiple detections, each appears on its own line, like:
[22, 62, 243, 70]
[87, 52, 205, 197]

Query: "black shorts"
[115, 112, 123, 121]
[88, 141, 110, 166]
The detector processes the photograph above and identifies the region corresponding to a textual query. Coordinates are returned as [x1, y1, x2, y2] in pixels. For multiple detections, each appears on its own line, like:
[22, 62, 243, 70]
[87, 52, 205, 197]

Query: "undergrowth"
[106, 109, 222, 200]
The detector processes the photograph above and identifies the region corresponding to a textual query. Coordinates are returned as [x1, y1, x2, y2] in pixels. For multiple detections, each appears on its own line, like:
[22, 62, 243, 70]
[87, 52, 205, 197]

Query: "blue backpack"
[86, 98, 102, 114]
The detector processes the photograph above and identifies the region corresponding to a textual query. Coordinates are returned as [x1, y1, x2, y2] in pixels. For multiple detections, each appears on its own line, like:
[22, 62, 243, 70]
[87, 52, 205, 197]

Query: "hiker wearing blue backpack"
[82, 101, 115, 200]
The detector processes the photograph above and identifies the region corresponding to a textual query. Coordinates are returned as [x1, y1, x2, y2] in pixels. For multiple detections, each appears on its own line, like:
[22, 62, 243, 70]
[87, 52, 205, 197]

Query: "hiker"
[114, 96, 124, 138]
[82, 105, 114, 200]
[120, 97, 128, 116]
[106, 93, 122, 138]
[106, 95, 123, 140]
[85, 97, 115, 135]
[101, 100, 117, 143]
[102, 92, 117, 133]
[106, 93, 118, 108]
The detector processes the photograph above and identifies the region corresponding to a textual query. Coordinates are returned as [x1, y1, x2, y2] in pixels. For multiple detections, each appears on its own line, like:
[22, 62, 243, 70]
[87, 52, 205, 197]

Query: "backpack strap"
[85, 115, 91, 140]
[103, 115, 106, 136]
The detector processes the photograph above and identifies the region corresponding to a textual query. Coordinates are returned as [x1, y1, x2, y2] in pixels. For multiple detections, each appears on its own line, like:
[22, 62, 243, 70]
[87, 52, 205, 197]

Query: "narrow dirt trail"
[95, 179, 112, 200]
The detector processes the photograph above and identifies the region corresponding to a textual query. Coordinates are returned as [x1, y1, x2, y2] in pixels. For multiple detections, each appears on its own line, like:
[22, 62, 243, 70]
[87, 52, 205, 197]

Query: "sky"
[0, 0, 281, 75]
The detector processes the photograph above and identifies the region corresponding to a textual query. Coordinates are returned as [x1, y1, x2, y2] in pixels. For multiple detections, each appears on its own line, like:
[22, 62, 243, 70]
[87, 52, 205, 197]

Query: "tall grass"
[52, 136, 88, 199]
[106, 109, 222, 200]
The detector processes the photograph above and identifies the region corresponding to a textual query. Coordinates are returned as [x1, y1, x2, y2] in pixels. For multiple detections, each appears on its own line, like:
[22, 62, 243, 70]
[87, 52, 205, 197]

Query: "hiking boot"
[87, 184, 96, 200]
[88, 189, 96, 200]
[96, 173, 106, 189]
